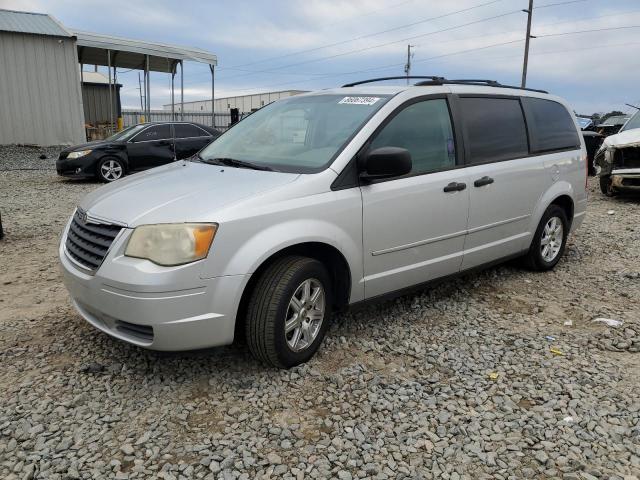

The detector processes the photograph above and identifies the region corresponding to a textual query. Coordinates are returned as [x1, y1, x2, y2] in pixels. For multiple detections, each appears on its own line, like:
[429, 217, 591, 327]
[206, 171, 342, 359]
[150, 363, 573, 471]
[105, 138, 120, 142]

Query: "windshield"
[620, 110, 640, 132]
[106, 124, 147, 141]
[577, 117, 592, 129]
[199, 94, 390, 173]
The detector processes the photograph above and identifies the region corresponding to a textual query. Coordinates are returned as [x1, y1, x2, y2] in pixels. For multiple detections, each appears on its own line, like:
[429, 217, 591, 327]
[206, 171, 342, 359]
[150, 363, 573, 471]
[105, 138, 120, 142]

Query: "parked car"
[56, 122, 221, 182]
[59, 77, 587, 368]
[595, 114, 631, 136]
[594, 109, 640, 196]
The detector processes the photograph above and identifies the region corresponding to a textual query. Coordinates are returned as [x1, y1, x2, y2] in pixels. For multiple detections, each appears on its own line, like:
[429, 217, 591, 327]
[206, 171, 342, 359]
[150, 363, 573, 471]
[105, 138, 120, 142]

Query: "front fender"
[200, 188, 365, 302]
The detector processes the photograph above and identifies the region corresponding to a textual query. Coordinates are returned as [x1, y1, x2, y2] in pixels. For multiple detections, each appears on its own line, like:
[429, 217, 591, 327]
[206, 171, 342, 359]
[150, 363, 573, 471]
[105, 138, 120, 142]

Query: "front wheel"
[97, 157, 125, 182]
[523, 205, 569, 271]
[245, 256, 332, 368]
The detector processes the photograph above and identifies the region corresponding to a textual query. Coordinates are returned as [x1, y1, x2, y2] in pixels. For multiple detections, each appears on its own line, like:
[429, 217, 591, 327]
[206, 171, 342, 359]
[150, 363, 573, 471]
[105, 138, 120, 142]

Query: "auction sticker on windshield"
[338, 96, 381, 106]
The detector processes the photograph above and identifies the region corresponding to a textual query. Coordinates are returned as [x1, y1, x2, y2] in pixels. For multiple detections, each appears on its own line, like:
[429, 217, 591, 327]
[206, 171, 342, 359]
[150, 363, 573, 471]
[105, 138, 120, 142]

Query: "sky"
[2, 0, 640, 115]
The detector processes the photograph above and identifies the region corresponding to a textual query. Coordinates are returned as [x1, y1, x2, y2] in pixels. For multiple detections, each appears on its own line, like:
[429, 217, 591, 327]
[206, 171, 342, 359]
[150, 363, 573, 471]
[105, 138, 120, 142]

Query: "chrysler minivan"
[59, 77, 587, 368]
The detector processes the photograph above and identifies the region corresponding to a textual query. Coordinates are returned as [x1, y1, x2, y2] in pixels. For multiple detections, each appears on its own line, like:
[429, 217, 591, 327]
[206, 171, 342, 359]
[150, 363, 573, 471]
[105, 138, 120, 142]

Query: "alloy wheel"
[284, 278, 325, 352]
[540, 216, 563, 262]
[101, 160, 123, 181]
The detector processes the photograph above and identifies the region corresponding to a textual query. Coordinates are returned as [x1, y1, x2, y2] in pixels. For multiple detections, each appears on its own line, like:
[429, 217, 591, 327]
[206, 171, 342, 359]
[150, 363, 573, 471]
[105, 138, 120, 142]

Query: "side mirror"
[359, 146, 412, 182]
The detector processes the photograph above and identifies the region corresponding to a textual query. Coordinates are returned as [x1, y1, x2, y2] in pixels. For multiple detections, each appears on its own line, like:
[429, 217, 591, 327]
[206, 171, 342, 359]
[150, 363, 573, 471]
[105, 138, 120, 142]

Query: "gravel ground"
[1, 145, 639, 480]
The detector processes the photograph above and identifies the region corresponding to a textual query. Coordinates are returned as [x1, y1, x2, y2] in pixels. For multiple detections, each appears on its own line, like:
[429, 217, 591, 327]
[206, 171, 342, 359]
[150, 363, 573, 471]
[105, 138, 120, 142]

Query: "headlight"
[125, 223, 217, 266]
[67, 149, 92, 159]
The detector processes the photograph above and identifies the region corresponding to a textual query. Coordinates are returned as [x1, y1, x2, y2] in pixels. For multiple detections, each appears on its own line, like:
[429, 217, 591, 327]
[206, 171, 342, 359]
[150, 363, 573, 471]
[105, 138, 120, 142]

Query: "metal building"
[0, 9, 85, 145]
[0, 8, 218, 146]
[163, 90, 308, 114]
[81, 71, 122, 140]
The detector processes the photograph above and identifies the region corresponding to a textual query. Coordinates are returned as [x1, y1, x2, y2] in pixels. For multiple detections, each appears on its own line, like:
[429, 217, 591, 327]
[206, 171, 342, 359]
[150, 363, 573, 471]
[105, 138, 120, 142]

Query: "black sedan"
[57, 122, 221, 182]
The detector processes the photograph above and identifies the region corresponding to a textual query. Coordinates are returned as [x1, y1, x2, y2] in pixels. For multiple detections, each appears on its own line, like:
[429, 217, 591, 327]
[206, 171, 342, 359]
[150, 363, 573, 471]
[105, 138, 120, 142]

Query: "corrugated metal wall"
[0, 31, 85, 146]
[82, 84, 119, 125]
[122, 110, 232, 130]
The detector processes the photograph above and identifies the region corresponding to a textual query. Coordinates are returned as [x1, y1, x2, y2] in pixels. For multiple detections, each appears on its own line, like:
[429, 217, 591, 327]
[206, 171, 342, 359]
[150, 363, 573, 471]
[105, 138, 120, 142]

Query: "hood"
[61, 139, 120, 153]
[602, 128, 640, 149]
[79, 161, 299, 226]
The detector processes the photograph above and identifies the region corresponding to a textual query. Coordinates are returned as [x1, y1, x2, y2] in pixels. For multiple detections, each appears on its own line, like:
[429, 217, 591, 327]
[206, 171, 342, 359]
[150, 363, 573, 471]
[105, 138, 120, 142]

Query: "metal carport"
[74, 30, 218, 130]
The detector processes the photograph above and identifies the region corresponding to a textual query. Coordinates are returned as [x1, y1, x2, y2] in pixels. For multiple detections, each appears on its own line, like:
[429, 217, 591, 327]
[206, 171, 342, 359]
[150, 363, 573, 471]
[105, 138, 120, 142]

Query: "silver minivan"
[59, 77, 588, 368]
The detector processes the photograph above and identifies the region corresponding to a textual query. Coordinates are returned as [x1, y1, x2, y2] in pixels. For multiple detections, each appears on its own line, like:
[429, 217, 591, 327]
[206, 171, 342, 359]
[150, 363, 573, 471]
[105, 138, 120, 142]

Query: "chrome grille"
[65, 210, 122, 271]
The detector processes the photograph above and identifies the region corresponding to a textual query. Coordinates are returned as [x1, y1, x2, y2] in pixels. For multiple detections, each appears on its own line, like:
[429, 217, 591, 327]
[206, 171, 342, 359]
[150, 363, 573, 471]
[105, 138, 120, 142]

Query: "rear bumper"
[59, 223, 249, 351]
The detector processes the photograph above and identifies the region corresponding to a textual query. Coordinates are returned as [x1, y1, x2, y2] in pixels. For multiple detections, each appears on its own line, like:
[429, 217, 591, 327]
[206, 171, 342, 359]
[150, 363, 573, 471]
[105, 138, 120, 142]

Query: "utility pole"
[521, 0, 534, 88]
[404, 45, 414, 85]
[137, 72, 144, 111]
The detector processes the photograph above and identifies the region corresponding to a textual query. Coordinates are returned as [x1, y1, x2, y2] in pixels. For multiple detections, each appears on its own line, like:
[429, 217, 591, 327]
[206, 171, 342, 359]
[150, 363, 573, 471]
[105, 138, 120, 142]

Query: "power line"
[215, 8, 523, 81]
[181, 6, 640, 88]
[535, 24, 640, 38]
[214, 38, 526, 96]
[223, 0, 504, 71]
[222, 0, 588, 74]
[215, 0, 595, 81]
[534, 0, 587, 8]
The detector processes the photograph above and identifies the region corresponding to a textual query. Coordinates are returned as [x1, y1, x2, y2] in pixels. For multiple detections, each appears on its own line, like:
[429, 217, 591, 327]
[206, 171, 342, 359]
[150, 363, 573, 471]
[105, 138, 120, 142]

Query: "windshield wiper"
[199, 156, 275, 171]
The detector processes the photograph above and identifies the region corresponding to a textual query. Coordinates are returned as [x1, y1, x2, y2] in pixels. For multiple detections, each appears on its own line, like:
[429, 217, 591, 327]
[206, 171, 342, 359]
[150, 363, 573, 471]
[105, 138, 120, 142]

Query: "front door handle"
[474, 176, 494, 187]
[443, 182, 467, 192]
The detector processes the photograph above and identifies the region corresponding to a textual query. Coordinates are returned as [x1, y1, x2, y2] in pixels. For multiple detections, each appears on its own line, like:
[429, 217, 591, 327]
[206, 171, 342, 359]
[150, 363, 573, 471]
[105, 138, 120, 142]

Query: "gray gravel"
[1, 145, 639, 479]
[0, 145, 60, 171]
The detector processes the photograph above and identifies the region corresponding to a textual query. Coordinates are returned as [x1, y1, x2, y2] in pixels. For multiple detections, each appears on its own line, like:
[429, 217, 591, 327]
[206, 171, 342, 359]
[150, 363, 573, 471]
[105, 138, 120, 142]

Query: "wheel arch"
[532, 182, 576, 232]
[233, 241, 352, 342]
[95, 152, 129, 176]
[550, 194, 574, 220]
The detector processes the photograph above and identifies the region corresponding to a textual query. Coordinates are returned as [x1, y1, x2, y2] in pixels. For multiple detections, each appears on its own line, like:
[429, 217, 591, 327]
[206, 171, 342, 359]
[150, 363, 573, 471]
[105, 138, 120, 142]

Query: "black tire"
[599, 175, 616, 197]
[97, 157, 125, 182]
[245, 256, 332, 368]
[523, 205, 569, 271]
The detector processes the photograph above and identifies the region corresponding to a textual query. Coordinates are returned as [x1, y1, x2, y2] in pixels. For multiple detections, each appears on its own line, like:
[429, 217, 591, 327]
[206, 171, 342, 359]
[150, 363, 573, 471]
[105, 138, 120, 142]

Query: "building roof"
[0, 8, 72, 37]
[163, 90, 309, 107]
[0, 9, 218, 74]
[81, 71, 122, 87]
[75, 30, 217, 73]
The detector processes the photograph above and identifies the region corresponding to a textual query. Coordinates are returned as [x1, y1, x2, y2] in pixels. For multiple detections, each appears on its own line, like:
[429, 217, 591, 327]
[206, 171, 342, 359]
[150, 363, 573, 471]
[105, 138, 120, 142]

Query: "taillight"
[583, 152, 588, 190]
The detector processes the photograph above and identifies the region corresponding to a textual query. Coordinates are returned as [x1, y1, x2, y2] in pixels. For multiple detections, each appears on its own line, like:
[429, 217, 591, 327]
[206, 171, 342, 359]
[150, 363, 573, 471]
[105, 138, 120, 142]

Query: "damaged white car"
[595, 110, 640, 196]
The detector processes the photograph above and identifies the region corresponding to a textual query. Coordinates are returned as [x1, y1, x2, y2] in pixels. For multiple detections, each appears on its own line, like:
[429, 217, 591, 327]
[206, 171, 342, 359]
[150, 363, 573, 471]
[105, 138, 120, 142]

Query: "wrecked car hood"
[600, 128, 640, 149]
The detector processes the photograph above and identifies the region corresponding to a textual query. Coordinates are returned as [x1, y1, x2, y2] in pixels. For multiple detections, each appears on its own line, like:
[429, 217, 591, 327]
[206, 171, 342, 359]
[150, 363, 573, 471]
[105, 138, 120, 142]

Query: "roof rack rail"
[342, 76, 445, 87]
[415, 78, 548, 93]
[341, 76, 548, 94]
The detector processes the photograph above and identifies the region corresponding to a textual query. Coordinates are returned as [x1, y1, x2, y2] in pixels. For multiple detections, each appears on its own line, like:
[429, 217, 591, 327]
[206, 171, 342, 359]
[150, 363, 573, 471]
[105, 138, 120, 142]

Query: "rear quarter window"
[522, 97, 580, 153]
[459, 97, 529, 164]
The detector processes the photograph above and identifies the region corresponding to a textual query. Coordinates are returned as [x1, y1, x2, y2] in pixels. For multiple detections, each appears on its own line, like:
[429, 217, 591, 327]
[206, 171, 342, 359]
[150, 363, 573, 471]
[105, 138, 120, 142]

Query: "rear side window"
[523, 98, 580, 152]
[368, 98, 456, 175]
[174, 124, 208, 138]
[133, 125, 171, 142]
[459, 97, 529, 164]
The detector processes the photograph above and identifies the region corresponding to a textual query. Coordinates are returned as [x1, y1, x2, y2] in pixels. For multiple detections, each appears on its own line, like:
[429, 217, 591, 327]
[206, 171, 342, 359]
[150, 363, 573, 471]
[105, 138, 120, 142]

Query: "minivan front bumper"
[59, 222, 248, 351]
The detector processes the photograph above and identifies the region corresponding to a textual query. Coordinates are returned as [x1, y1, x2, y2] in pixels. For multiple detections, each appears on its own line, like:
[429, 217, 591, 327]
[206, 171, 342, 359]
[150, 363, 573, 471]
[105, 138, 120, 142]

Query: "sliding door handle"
[443, 182, 467, 192]
[474, 176, 494, 187]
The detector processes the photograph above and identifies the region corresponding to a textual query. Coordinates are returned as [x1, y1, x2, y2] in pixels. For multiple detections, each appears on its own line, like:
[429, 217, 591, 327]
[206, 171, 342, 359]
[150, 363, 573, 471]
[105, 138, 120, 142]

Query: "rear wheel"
[599, 175, 616, 197]
[245, 256, 332, 368]
[523, 205, 569, 271]
[97, 157, 125, 182]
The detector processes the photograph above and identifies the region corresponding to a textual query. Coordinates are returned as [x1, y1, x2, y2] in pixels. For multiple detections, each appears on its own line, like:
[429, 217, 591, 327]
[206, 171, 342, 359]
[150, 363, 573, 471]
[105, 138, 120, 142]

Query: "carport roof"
[74, 30, 218, 73]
